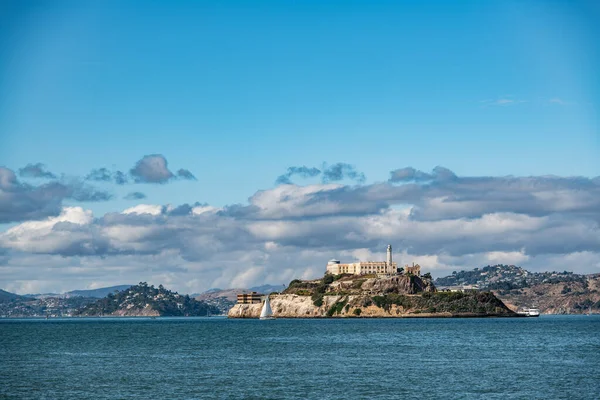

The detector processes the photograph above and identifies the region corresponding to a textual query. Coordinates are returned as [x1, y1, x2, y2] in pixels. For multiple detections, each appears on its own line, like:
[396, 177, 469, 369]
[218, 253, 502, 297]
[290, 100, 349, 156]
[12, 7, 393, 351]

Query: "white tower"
[387, 244, 392, 273]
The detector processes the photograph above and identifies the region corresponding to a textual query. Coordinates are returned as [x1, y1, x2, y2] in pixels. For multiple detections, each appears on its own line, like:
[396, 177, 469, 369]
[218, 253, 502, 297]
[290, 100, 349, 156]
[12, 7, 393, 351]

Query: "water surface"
[1, 316, 599, 399]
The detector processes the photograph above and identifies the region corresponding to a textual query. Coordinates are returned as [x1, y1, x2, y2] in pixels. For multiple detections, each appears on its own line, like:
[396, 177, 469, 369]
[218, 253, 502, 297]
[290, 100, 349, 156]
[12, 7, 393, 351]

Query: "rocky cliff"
[228, 274, 515, 318]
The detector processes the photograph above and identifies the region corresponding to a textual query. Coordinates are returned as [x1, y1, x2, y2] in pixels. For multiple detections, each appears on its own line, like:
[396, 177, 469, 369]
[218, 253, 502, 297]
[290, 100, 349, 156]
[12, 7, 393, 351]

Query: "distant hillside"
[195, 284, 286, 314]
[434, 265, 600, 314]
[75, 282, 220, 317]
[22, 292, 60, 299]
[494, 275, 600, 314]
[248, 284, 286, 294]
[66, 285, 133, 298]
[0, 289, 33, 303]
[0, 292, 96, 317]
[195, 288, 244, 314]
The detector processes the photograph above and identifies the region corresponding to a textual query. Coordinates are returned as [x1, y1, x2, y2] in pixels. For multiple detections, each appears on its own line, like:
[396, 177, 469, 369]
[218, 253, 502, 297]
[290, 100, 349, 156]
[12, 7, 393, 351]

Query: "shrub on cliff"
[413, 291, 510, 314]
[312, 292, 324, 307]
[372, 294, 413, 311]
[327, 298, 348, 316]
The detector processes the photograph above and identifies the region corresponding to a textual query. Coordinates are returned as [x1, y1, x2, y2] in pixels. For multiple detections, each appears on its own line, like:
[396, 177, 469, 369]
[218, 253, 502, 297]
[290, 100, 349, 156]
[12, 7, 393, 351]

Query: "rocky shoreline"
[228, 295, 518, 318]
[228, 274, 518, 318]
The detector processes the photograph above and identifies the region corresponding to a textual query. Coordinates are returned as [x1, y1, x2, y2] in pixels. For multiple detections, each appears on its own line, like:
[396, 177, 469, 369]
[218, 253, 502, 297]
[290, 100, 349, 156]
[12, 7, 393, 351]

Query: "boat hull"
[517, 307, 540, 317]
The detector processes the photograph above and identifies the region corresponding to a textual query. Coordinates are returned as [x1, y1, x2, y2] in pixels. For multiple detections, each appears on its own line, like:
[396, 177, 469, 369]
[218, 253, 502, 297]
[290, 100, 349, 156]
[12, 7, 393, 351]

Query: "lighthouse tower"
[386, 244, 393, 274]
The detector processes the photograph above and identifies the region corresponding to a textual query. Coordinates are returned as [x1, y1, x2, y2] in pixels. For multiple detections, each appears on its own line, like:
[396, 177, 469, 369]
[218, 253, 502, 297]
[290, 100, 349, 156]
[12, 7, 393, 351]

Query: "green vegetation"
[371, 294, 413, 311]
[417, 291, 508, 314]
[573, 299, 599, 311]
[322, 273, 349, 285]
[352, 279, 366, 289]
[74, 282, 219, 317]
[280, 272, 515, 317]
[367, 291, 510, 314]
[285, 274, 352, 306]
[311, 281, 328, 306]
[312, 292, 324, 307]
[327, 297, 348, 316]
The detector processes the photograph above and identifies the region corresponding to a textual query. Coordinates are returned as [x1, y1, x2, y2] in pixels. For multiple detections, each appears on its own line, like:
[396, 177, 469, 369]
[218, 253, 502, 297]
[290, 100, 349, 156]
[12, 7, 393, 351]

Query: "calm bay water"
[1, 316, 599, 399]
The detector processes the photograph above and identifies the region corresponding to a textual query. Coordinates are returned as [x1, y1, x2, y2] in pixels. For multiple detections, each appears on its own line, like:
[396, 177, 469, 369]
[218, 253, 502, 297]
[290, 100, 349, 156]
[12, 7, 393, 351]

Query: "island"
[74, 282, 219, 317]
[229, 245, 517, 318]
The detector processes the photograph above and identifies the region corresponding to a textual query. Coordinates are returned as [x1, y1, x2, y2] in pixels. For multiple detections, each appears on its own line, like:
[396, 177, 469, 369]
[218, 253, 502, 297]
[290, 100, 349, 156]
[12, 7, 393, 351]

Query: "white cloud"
[485, 250, 529, 264]
[0, 207, 93, 253]
[191, 205, 220, 215]
[249, 183, 344, 219]
[122, 204, 163, 216]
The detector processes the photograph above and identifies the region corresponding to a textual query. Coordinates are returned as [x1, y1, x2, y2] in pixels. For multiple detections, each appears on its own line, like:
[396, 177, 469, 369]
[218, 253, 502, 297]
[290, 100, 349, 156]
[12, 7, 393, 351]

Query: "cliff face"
[228, 294, 423, 318]
[228, 290, 515, 318]
[360, 275, 435, 294]
[285, 274, 434, 296]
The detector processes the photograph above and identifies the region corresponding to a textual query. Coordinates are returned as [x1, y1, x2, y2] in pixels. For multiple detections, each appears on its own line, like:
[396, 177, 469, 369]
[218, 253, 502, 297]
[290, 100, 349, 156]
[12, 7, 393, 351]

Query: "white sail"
[260, 296, 274, 319]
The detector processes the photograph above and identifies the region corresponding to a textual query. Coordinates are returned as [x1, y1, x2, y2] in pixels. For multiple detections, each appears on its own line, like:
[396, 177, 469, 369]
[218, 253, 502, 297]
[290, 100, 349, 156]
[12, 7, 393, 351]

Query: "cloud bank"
[1, 166, 599, 294]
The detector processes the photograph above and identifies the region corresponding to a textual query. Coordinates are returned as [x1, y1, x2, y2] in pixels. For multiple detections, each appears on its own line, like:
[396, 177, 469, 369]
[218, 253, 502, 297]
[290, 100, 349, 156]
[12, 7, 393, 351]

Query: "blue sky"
[1, 0, 598, 210]
[0, 1, 599, 293]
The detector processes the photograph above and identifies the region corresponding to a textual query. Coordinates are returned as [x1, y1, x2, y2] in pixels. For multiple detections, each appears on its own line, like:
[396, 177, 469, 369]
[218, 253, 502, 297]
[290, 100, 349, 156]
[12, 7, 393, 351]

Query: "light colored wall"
[326, 261, 398, 275]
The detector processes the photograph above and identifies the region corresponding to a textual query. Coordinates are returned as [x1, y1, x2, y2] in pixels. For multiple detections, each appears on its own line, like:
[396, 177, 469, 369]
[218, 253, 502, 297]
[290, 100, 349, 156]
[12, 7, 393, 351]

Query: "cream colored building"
[404, 263, 421, 276]
[326, 245, 398, 276]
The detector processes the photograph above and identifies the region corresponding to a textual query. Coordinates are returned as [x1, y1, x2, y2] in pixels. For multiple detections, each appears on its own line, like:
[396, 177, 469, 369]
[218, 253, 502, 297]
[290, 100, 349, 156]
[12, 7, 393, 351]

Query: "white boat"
[527, 308, 540, 317]
[260, 296, 274, 320]
[517, 307, 540, 317]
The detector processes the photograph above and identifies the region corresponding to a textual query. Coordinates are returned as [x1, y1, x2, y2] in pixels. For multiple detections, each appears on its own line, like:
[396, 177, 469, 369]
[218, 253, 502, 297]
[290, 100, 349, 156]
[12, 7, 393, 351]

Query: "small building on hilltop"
[236, 292, 263, 304]
[405, 263, 421, 276]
